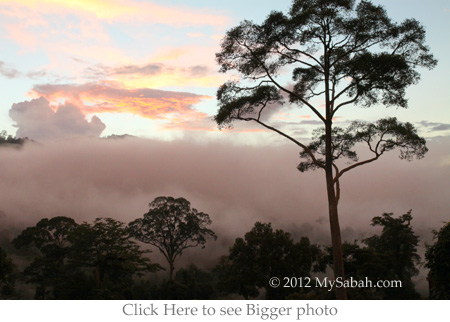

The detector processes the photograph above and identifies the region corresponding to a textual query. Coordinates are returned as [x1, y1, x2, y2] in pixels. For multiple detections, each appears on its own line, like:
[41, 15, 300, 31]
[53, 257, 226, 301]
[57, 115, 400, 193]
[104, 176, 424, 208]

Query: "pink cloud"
[29, 82, 211, 121]
[9, 97, 106, 140]
[0, 61, 21, 78]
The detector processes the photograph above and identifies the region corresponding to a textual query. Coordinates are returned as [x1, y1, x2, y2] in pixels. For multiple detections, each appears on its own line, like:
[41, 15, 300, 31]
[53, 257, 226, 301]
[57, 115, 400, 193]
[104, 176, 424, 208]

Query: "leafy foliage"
[2, 212, 435, 300]
[12, 216, 159, 299]
[129, 196, 216, 280]
[147, 265, 216, 300]
[12, 216, 78, 299]
[0, 130, 26, 146]
[174, 264, 215, 299]
[298, 117, 427, 172]
[365, 212, 420, 278]
[216, 222, 323, 299]
[216, 0, 436, 127]
[327, 211, 421, 299]
[0, 247, 17, 299]
[425, 222, 450, 299]
[68, 217, 159, 298]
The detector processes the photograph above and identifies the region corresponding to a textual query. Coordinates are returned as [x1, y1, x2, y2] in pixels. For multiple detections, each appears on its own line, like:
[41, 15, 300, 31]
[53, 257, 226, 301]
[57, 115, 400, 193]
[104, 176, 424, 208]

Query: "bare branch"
[238, 116, 325, 169]
[335, 153, 380, 182]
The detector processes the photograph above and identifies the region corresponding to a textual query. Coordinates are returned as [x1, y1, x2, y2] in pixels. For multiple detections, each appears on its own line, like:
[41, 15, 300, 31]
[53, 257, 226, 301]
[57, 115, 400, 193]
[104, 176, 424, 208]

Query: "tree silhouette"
[324, 211, 420, 299]
[174, 264, 215, 299]
[128, 196, 217, 281]
[0, 247, 17, 299]
[216, 222, 322, 299]
[363, 211, 420, 299]
[12, 216, 78, 299]
[68, 217, 159, 298]
[425, 222, 450, 299]
[0, 130, 26, 146]
[151, 265, 216, 300]
[215, 0, 435, 299]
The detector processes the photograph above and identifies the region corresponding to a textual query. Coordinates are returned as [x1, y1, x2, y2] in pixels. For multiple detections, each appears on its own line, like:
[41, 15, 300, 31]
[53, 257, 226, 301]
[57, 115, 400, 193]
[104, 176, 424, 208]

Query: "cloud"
[0, 136, 448, 277]
[85, 62, 197, 78]
[186, 65, 210, 77]
[29, 82, 211, 121]
[0, 61, 49, 80]
[82, 61, 220, 89]
[0, 1, 228, 82]
[419, 121, 450, 132]
[0, 61, 21, 78]
[112, 63, 164, 76]
[9, 97, 106, 140]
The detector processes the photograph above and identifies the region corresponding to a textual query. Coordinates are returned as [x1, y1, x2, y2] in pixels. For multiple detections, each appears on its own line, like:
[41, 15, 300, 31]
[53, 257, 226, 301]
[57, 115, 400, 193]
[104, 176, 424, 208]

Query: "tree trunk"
[325, 122, 347, 300]
[169, 261, 174, 281]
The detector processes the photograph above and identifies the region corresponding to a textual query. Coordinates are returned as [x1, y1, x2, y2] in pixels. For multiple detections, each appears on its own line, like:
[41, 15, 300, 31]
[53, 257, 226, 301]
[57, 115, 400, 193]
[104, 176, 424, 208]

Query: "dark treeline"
[0, 131, 28, 146]
[0, 196, 448, 300]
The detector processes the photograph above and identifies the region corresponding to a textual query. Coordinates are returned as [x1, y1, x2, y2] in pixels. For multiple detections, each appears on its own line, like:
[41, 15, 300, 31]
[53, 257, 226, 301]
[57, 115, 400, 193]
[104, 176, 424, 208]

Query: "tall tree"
[129, 196, 217, 281]
[215, 0, 435, 299]
[425, 222, 450, 299]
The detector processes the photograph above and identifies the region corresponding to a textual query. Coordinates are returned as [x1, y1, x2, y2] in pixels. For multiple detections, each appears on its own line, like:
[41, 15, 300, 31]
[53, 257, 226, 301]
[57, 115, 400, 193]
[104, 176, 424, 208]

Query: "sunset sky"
[0, 0, 449, 142]
[1, 2, 449, 297]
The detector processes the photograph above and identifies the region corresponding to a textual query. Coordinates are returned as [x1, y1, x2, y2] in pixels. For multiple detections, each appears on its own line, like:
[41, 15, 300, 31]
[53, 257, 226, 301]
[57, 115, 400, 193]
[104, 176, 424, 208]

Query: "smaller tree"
[12, 216, 78, 299]
[0, 130, 25, 146]
[174, 264, 215, 299]
[331, 242, 389, 299]
[151, 265, 216, 300]
[325, 211, 421, 299]
[425, 222, 450, 299]
[68, 217, 159, 298]
[129, 196, 217, 281]
[216, 222, 322, 299]
[363, 210, 420, 299]
[0, 247, 17, 299]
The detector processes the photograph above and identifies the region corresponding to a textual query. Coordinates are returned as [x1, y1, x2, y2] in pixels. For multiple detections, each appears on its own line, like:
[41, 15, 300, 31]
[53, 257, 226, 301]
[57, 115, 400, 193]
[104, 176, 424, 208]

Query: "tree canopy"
[0, 212, 437, 300]
[216, 222, 322, 299]
[216, 0, 436, 127]
[0, 247, 17, 299]
[68, 217, 159, 295]
[128, 196, 216, 281]
[425, 222, 450, 299]
[12, 216, 159, 299]
[363, 211, 420, 299]
[0, 130, 26, 146]
[12, 216, 78, 299]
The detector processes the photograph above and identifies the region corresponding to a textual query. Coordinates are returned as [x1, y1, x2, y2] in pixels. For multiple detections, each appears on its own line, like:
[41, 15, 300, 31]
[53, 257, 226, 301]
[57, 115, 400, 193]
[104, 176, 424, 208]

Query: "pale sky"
[0, 0, 449, 141]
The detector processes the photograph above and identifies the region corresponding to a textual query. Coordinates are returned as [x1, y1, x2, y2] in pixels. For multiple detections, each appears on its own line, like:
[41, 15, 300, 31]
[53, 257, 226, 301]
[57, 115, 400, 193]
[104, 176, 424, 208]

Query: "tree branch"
[332, 93, 360, 116]
[332, 162, 341, 205]
[237, 39, 327, 123]
[335, 154, 380, 182]
[238, 116, 325, 169]
[261, 63, 327, 123]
